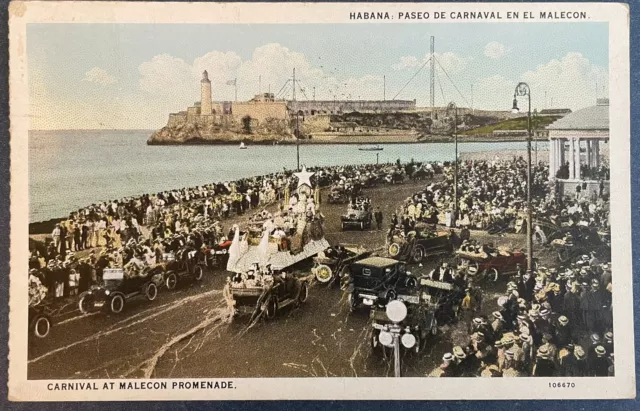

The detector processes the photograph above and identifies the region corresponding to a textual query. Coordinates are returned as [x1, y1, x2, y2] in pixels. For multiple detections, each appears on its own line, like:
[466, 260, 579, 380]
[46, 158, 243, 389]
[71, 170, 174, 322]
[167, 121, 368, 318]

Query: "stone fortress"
[149, 70, 418, 144]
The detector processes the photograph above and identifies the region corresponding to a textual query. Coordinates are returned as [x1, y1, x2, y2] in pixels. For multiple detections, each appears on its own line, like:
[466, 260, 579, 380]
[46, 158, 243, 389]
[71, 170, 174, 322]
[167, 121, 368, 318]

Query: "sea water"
[29, 130, 546, 222]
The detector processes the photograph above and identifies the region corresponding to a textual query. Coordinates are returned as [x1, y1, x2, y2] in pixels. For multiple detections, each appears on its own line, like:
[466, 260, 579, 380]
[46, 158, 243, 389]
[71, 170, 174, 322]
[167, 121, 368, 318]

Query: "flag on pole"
[226, 79, 237, 86]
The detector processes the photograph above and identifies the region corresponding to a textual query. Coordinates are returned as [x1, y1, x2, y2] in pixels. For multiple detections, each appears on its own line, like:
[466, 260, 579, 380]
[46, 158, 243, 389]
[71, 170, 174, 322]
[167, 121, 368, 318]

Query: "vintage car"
[387, 227, 453, 264]
[420, 278, 464, 325]
[226, 272, 311, 323]
[327, 187, 350, 204]
[346, 257, 418, 310]
[29, 306, 52, 339]
[455, 247, 530, 282]
[384, 171, 405, 185]
[203, 239, 233, 269]
[78, 267, 162, 314]
[370, 293, 437, 355]
[312, 244, 372, 286]
[549, 226, 611, 264]
[341, 207, 373, 231]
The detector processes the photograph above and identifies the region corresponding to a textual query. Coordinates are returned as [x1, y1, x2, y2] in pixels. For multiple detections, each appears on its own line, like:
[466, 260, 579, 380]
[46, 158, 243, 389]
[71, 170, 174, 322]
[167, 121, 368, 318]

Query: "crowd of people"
[28, 162, 413, 304]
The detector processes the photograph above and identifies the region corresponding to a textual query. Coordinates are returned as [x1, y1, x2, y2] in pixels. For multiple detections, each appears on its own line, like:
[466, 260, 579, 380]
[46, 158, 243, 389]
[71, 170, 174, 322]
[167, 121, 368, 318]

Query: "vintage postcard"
[8, 1, 634, 401]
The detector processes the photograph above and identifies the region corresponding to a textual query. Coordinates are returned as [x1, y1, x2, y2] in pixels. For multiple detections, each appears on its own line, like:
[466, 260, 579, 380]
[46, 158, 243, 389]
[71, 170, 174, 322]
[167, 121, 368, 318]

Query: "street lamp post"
[511, 82, 533, 274]
[447, 102, 458, 223]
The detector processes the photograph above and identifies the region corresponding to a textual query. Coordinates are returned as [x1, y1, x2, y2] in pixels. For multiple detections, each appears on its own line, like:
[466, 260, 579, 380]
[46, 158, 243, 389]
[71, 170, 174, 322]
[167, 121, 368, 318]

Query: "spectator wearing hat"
[567, 345, 588, 376]
[590, 346, 609, 376]
[502, 349, 523, 377]
[563, 283, 581, 327]
[491, 311, 505, 339]
[533, 346, 556, 376]
[603, 331, 614, 355]
[452, 346, 468, 377]
[429, 353, 455, 377]
[587, 333, 601, 371]
[554, 315, 572, 347]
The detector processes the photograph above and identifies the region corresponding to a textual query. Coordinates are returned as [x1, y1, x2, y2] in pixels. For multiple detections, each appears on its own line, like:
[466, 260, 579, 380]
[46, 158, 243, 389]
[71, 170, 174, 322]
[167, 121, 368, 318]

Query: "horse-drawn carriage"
[311, 244, 372, 286]
[387, 227, 453, 264]
[78, 267, 162, 314]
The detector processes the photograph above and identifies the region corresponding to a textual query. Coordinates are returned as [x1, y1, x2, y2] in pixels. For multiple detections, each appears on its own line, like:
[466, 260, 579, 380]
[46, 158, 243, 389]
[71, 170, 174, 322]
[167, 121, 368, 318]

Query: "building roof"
[539, 108, 572, 115]
[355, 257, 399, 268]
[546, 99, 609, 131]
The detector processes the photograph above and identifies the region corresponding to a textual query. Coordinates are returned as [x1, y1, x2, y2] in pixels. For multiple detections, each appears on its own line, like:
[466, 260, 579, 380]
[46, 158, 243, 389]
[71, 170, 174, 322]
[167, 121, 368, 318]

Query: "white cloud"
[392, 52, 470, 75]
[484, 41, 506, 59]
[83, 67, 117, 85]
[473, 53, 608, 111]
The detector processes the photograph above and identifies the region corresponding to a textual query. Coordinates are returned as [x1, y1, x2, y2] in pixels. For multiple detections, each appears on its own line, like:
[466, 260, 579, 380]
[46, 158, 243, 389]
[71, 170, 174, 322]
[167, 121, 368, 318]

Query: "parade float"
[223, 167, 330, 321]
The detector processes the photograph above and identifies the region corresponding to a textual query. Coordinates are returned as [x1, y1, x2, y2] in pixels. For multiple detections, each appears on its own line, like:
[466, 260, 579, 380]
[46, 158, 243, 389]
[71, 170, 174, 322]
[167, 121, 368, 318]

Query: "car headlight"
[105, 290, 110, 296]
[401, 333, 416, 349]
[378, 331, 393, 347]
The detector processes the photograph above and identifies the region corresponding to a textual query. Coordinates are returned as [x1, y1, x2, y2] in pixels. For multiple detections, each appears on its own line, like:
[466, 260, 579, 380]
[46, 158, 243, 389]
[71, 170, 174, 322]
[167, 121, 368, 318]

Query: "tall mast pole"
[430, 36, 435, 120]
[383, 75, 386, 101]
[293, 68, 300, 171]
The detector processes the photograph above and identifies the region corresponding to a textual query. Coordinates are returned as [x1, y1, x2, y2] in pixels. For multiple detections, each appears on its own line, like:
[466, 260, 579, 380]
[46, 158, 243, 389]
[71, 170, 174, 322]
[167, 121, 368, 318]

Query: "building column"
[593, 139, 600, 168]
[585, 140, 592, 170]
[558, 139, 565, 172]
[548, 138, 556, 180]
[574, 137, 582, 179]
[568, 138, 575, 179]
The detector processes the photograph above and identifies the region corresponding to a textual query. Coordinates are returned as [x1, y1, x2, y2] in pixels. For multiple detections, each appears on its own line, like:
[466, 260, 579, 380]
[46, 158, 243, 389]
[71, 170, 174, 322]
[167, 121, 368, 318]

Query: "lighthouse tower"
[200, 70, 212, 115]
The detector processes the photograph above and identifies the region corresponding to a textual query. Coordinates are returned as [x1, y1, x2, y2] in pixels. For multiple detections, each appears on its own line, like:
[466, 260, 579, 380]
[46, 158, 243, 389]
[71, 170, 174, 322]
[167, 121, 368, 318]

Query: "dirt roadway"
[28, 181, 536, 379]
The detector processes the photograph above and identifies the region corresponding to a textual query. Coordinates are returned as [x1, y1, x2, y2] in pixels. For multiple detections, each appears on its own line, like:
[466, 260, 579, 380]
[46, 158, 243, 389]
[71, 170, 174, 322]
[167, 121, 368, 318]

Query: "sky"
[27, 22, 609, 130]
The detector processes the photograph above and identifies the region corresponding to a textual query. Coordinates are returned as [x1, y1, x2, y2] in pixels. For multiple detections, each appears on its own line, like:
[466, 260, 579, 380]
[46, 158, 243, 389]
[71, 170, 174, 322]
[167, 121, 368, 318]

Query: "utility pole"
[293, 68, 300, 171]
[430, 36, 435, 120]
[313, 87, 316, 101]
[259, 75, 261, 95]
[383, 75, 386, 101]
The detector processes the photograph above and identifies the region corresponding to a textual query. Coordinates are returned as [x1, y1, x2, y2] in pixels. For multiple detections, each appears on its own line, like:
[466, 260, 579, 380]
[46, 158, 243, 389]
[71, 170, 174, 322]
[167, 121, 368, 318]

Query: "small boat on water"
[239, 142, 248, 149]
[358, 144, 383, 151]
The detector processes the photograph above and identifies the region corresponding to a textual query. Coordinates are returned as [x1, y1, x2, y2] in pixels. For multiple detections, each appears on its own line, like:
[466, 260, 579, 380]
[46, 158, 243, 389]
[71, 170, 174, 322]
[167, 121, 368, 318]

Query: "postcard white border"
[8, 1, 634, 401]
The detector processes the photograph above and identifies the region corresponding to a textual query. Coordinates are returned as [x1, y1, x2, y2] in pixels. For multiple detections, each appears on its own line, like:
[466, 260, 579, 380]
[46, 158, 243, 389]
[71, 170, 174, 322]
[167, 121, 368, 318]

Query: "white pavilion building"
[547, 98, 610, 197]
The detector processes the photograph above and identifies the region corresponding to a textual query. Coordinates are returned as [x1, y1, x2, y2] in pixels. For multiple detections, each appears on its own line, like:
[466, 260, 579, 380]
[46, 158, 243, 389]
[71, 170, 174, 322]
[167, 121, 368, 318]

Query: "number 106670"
[549, 382, 576, 388]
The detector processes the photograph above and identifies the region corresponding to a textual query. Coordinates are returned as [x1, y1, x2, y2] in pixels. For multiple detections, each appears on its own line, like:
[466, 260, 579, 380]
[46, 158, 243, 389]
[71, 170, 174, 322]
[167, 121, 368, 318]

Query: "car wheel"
[193, 265, 204, 281]
[145, 282, 158, 301]
[314, 264, 333, 283]
[33, 316, 51, 338]
[109, 294, 125, 314]
[406, 277, 418, 289]
[388, 243, 401, 257]
[412, 246, 425, 263]
[165, 272, 178, 290]
[386, 289, 397, 301]
[298, 282, 309, 304]
[487, 268, 499, 282]
[265, 296, 278, 320]
[78, 294, 93, 314]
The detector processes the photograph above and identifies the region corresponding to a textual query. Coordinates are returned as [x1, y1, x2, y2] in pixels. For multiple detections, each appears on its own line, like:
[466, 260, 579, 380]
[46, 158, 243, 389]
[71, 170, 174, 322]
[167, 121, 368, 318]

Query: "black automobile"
[341, 207, 373, 231]
[78, 267, 162, 314]
[346, 257, 418, 310]
[370, 294, 438, 355]
[312, 244, 372, 286]
[388, 228, 453, 264]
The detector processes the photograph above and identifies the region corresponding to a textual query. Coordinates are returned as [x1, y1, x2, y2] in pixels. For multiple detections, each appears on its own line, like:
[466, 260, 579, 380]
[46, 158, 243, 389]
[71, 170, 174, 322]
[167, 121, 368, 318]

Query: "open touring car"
[78, 267, 162, 314]
[454, 247, 531, 282]
[387, 227, 453, 264]
[225, 272, 311, 323]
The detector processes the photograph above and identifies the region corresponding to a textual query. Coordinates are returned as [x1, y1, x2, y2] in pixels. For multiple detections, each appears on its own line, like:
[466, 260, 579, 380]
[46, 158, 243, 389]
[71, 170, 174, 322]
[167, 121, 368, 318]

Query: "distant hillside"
[461, 115, 561, 135]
